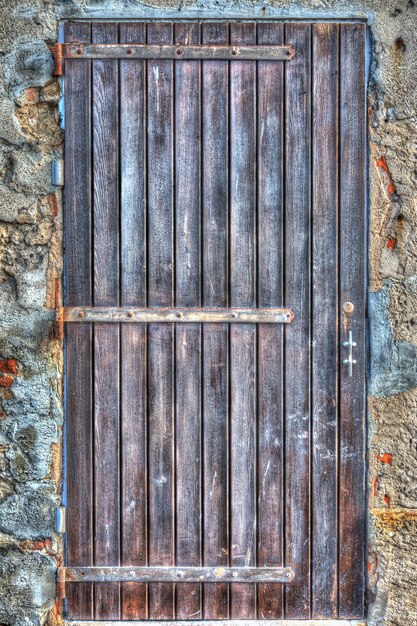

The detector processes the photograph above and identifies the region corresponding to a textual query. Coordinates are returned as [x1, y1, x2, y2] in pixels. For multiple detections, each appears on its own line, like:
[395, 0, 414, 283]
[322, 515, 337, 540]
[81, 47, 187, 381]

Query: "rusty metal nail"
[176, 48, 183, 55]
[76, 47, 82, 55]
[231, 48, 237, 55]
[127, 48, 133, 55]
[343, 302, 355, 314]
[128, 311, 134, 318]
[78, 311, 84, 318]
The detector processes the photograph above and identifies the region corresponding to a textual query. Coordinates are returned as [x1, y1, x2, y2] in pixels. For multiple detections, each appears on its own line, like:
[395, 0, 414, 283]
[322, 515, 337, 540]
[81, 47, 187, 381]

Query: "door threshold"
[64, 619, 367, 626]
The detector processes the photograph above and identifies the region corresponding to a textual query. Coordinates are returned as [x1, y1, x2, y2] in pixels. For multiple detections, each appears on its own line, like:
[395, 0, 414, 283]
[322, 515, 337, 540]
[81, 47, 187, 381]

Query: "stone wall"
[0, 0, 415, 624]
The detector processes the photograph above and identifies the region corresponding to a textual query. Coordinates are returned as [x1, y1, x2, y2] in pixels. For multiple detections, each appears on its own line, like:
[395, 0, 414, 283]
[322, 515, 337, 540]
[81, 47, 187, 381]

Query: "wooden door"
[63, 20, 366, 621]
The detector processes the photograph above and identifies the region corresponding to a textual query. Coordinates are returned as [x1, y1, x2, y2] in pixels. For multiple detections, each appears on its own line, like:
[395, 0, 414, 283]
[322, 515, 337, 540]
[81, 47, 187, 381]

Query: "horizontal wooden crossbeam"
[65, 621, 367, 626]
[57, 307, 294, 324]
[62, 565, 294, 584]
[61, 42, 295, 61]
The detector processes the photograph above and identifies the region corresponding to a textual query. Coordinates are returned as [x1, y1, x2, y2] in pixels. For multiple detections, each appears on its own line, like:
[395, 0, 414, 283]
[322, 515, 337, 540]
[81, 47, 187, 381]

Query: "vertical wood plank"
[284, 22, 312, 619]
[92, 21, 120, 620]
[339, 22, 366, 619]
[201, 21, 230, 621]
[174, 21, 202, 621]
[256, 21, 284, 621]
[64, 20, 93, 621]
[119, 22, 147, 620]
[147, 21, 175, 621]
[229, 21, 257, 620]
[311, 22, 339, 619]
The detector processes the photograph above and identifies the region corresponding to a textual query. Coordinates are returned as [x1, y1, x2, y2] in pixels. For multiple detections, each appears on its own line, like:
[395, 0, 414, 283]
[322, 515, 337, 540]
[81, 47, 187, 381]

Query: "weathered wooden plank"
[92, 22, 120, 620]
[148, 323, 175, 619]
[59, 307, 293, 324]
[284, 22, 312, 619]
[311, 22, 339, 619]
[256, 21, 284, 620]
[65, 566, 294, 583]
[64, 20, 93, 621]
[119, 22, 147, 620]
[62, 42, 295, 60]
[201, 14, 230, 613]
[175, 21, 201, 308]
[120, 22, 146, 307]
[339, 23, 366, 619]
[174, 21, 202, 620]
[201, 23, 229, 619]
[147, 22, 175, 621]
[147, 22, 174, 309]
[229, 22, 257, 620]
[64, 22, 92, 309]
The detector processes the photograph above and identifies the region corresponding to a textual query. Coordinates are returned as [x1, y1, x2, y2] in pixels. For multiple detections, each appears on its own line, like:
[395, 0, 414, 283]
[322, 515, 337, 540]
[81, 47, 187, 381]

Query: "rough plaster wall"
[0, 0, 415, 625]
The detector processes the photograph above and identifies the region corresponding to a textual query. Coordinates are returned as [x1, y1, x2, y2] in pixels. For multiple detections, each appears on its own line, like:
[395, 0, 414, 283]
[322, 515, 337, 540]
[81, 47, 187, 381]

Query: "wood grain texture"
[66, 566, 294, 583]
[256, 21, 284, 620]
[64, 20, 367, 622]
[284, 22, 312, 619]
[201, 21, 230, 621]
[148, 323, 175, 619]
[147, 21, 175, 621]
[174, 21, 203, 621]
[338, 23, 366, 619]
[229, 22, 257, 620]
[64, 20, 93, 621]
[147, 22, 174, 309]
[92, 21, 120, 620]
[311, 22, 339, 619]
[118, 20, 148, 621]
[119, 23, 148, 620]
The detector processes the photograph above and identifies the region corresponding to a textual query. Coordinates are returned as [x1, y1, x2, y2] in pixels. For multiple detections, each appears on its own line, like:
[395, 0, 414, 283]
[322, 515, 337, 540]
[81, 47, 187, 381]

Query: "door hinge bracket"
[52, 159, 64, 187]
[56, 567, 66, 600]
[49, 43, 63, 76]
[55, 506, 66, 534]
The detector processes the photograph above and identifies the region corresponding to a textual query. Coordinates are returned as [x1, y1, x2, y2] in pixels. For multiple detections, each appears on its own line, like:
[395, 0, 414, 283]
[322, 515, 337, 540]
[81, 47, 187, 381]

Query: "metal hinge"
[49, 43, 63, 76]
[55, 506, 66, 534]
[57, 567, 66, 600]
[52, 159, 64, 187]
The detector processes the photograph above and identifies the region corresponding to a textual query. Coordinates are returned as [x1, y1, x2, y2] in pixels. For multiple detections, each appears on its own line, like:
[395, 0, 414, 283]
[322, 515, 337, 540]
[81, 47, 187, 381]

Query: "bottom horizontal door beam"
[63, 565, 294, 584]
[64, 619, 367, 626]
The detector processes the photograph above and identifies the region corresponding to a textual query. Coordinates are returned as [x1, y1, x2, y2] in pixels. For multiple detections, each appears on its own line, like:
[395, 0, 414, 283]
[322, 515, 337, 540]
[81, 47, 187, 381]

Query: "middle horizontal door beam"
[57, 307, 295, 324]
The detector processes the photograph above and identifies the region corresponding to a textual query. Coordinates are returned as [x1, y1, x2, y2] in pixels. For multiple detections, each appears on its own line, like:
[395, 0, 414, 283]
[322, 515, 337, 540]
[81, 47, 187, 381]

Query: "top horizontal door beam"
[60, 42, 295, 61]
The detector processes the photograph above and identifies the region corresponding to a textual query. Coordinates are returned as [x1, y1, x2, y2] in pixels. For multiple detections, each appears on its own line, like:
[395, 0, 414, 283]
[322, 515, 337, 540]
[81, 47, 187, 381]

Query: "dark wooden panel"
[201, 21, 230, 621]
[148, 323, 175, 620]
[311, 22, 339, 619]
[339, 22, 366, 619]
[94, 324, 121, 619]
[284, 22, 312, 619]
[119, 22, 148, 621]
[92, 22, 120, 620]
[65, 324, 93, 619]
[120, 22, 147, 307]
[256, 21, 284, 621]
[64, 20, 93, 621]
[174, 21, 202, 621]
[147, 22, 174, 309]
[229, 22, 257, 620]
[202, 324, 229, 619]
[64, 21, 92, 309]
[147, 21, 175, 621]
